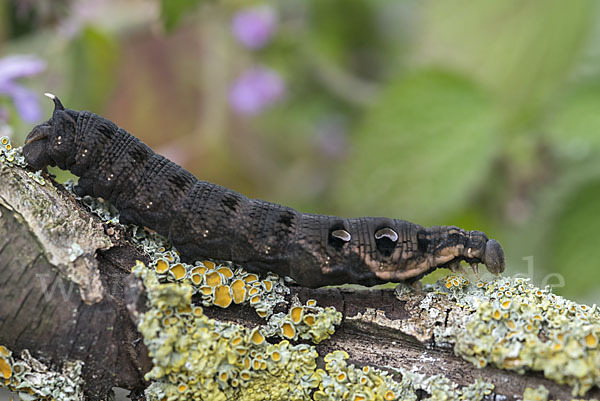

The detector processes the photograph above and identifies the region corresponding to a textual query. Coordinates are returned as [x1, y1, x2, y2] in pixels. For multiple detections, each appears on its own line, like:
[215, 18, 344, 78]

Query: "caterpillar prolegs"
[23, 94, 505, 287]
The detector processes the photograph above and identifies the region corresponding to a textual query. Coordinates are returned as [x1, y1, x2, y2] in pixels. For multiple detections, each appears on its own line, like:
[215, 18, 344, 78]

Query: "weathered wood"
[0, 163, 598, 400]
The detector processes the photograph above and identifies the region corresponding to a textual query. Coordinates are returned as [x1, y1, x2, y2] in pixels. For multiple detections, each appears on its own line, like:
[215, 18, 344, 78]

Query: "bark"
[0, 163, 598, 401]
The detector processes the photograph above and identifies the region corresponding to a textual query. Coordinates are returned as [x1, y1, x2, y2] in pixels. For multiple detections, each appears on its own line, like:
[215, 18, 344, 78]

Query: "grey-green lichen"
[128, 225, 342, 345]
[0, 141, 109, 304]
[398, 275, 600, 396]
[64, 180, 120, 224]
[1, 136, 45, 185]
[7, 133, 583, 398]
[134, 260, 322, 401]
[132, 262, 497, 401]
[0, 345, 84, 401]
[92, 192, 497, 400]
[522, 385, 549, 401]
[62, 182, 343, 345]
[312, 350, 494, 401]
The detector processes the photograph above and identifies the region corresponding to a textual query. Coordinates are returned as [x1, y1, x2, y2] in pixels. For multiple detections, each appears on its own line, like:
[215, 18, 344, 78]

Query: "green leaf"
[546, 81, 600, 158]
[68, 27, 118, 112]
[160, 0, 204, 31]
[416, 0, 595, 123]
[548, 179, 600, 297]
[334, 69, 499, 223]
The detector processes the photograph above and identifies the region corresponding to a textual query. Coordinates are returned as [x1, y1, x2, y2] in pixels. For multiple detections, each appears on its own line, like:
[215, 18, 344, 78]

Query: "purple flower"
[231, 6, 278, 50]
[229, 67, 285, 116]
[0, 55, 46, 123]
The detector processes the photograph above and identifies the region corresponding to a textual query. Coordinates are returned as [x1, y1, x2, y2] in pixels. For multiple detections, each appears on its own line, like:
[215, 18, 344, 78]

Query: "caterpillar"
[23, 94, 505, 288]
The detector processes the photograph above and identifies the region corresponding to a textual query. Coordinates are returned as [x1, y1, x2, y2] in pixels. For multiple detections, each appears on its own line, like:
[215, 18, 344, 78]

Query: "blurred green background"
[1, 0, 600, 307]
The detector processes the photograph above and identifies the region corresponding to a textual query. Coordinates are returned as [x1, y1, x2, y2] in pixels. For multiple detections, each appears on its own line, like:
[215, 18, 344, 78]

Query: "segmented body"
[23, 96, 505, 287]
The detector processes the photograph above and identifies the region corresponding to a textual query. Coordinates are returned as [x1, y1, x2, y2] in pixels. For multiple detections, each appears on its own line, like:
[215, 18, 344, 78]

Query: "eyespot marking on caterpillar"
[330, 229, 351, 242]
[374, 227, 397, 257]
[374, 227, 398, 242]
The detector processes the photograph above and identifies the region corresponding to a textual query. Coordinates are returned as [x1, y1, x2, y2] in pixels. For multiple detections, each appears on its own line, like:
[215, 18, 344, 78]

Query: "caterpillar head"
[465, 230, 505, 275]
[23, 93, 79, 170]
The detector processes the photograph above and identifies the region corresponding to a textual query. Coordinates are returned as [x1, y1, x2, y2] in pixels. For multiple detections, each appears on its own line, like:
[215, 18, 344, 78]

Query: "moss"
[0, 345, 84, 400]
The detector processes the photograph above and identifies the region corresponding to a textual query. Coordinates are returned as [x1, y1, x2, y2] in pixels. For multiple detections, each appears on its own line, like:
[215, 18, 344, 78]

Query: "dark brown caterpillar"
[23, 94, 505, 287]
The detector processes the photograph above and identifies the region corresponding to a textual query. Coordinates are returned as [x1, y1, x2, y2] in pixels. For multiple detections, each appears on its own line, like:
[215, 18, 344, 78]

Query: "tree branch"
[0, 162, 598, 400]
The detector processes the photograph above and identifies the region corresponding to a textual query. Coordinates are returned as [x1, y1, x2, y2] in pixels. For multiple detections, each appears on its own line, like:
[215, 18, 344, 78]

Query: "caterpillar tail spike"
[44, 92, 65, 111]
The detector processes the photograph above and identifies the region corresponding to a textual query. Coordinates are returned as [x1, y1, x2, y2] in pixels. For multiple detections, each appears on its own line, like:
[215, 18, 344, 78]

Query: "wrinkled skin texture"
[24, 96, 505, 287]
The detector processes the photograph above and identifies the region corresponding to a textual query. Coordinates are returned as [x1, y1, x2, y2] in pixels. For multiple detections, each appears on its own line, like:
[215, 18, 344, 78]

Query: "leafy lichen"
[129, 225, 342, 345]
[134, 260, 323, 400]
[399, 275, 600, 396]
[133, 262, 497, 401]
[522, 385, 549, 401]
[92, 199, 499, 400]
[0, 345, 84, 401]
[1, 137, 45, 184]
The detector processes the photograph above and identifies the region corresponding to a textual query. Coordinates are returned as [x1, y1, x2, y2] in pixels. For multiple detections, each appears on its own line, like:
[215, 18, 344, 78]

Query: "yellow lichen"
[281, 322, 296, 339]
[199, 286, 213, 296]
[217, 266, 234, 278]
[584, 332, 598, 349]
[0, 357, 11, 379]
[191, 266, 207, 275]
[155, 259, 169, 274]
[429, 275, 600, 396]
[290, 306, 303, 324]
[190, 273, 203, 285]
[256, 309, 269, 318]
[122, 244, 512, 401]
[169, 263, 186, 281]
[231, 279, 247, 304]
[205, 271, 223, 287]
[262, 280, 273, 292]
[303, 314, 316, 327]
[213, 285, 232, 308]
[0, 346, 83, 399]
[250, 328, 265, 345]
[444, 275, 469, 289]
